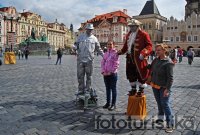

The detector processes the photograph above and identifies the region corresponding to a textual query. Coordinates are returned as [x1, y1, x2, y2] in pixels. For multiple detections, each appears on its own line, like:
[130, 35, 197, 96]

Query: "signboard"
[7, 32, 16, 46]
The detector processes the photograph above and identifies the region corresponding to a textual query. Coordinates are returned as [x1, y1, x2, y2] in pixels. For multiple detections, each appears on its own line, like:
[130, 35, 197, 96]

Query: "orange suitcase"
[126, 95, 147, 120]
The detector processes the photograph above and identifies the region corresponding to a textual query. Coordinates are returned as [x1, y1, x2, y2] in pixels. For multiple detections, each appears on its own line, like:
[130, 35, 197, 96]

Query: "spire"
[139, 0, 161, 15]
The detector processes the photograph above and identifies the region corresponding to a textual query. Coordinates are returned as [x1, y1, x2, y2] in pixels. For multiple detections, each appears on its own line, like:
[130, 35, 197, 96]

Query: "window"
[194, 36, 198, 42]
[176, 37, 180, 42]
[143, 24, 146, 30]
[193, 25, 196, 28]
[0, 22, 1, 27]
[156, 23, 159, 29]
[197, 25, 200, 28]
[188, 35, 191, 41]
[175, 26, 178, 29]
[170, 37, 174, 42]
[188, 25, 191, 28]
[0, 37, 1, 42]
[171, 27, 173, 30]
[149, 23, 152, 29]
[167, 27, 170, 30]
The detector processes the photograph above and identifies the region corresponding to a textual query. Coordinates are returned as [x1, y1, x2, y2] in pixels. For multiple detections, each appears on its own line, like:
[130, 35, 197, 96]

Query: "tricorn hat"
[128, 19, 142, 26]
[85, 23, 94, 30]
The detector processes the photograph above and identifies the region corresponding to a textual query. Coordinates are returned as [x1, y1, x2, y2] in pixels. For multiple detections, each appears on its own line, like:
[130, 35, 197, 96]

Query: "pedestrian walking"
[55, 47, 63, 65]
[177, 48, 183, 63]
[47, 47, 52, 59]
[101, 41, 119, 111]
[24, 48, 29, 60]
[18, 49, 21, 60]
[187, 48, 195, 65]
[0, 48, 3, 66]
[150, 44, 174, 133]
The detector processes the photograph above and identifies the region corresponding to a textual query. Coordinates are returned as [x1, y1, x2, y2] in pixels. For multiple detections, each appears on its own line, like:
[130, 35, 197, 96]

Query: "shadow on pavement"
[173, 85, 200, 89]
[0, 100, 132, 134]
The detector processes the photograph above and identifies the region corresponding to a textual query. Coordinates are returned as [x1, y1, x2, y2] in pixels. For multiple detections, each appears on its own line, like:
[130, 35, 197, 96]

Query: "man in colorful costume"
[118, 18, 152, 96]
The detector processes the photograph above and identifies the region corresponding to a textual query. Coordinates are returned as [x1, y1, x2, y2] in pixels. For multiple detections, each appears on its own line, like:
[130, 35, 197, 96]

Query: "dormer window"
[113, 16, 118, 23]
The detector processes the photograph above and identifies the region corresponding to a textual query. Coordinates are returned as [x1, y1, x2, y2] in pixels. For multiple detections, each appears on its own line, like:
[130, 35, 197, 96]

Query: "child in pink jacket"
[101, 41, 119, 111]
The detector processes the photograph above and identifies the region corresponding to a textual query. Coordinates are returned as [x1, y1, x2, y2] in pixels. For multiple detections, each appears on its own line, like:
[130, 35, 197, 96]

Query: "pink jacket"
[101, 49, 119, 74]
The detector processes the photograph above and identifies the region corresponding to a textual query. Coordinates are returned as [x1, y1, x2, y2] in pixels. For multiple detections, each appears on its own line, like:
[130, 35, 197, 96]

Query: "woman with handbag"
[150, 44, 175, 133]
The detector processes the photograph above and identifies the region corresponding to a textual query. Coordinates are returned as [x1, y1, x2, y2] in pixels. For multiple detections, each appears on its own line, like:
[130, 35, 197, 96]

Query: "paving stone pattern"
[0, 55, 200, 135]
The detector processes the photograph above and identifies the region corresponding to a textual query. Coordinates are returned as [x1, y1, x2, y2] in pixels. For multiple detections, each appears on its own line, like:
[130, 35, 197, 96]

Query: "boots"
[128, 87, 137, 96]
[137, 87, 144, 97]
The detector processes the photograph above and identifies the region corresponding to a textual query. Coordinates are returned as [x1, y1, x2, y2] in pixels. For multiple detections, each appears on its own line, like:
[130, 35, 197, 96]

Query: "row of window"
[167, 25, 200, 30]
[166, 35, 198, 42]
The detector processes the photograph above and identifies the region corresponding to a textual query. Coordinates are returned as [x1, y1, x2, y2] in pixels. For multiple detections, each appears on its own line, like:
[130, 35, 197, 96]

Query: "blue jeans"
[56, 57, 62, 65]
[104, 73, 118, 105]
[152, 87, 174, 126]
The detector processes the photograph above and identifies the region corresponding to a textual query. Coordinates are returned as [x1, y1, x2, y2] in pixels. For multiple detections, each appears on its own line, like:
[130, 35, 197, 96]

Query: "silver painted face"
[86, 29, 93, 36]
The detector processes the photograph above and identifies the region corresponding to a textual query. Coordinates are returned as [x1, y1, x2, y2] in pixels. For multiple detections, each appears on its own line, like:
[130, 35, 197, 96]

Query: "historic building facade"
[47, 19, 66, 51]
[78, 10, 131, 49]
[132, 0, 167, 46]
[19, 12, 47, 43]
[163, 12, 200, 50]
[0, 7, 20, 50]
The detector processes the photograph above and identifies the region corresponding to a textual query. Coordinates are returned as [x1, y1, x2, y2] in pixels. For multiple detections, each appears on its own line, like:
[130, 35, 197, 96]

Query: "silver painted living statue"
[73, 23, 104, 95]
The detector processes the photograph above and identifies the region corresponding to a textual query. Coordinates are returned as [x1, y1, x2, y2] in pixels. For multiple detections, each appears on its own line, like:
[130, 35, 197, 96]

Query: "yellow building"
[18, 12, 47, 43]
[132, 0, 167, 46]
[64, 27, 74, 48]
[47, 19, 66, 51]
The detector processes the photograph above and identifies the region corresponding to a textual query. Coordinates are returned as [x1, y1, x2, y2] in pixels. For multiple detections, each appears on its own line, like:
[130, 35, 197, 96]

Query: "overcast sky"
[0, 0, 187, 31]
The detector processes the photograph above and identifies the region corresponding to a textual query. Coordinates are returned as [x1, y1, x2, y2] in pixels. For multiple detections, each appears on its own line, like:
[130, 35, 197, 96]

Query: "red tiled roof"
[79, 10, 131, 30]
[0, 7, 9, 12]
[20, 12, 34, 18]
[88, 10, 130, 22]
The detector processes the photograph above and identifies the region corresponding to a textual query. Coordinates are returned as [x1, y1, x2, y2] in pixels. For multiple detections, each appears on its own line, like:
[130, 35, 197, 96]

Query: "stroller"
[75, 88, 98, 109]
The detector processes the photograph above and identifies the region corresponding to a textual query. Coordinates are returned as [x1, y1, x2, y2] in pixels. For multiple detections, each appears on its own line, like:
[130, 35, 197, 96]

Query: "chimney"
[123, 9, 127, 14]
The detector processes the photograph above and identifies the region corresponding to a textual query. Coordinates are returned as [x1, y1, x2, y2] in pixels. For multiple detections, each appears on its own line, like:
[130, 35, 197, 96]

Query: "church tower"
[185, 0, 200, 18]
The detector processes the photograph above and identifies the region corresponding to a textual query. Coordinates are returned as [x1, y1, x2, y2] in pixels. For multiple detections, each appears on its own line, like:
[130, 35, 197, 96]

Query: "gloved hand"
[139, 54, 144, 60]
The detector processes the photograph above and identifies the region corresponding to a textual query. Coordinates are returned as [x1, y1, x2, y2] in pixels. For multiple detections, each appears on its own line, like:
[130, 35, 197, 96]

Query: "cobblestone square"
[0, 55, 200, 135]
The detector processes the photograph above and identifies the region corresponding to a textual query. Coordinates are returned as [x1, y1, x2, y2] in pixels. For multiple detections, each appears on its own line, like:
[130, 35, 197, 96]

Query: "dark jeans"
[152, 87, 174, 126]
[56, 57, 62, 65]
[25, 54, 28, 60]
[104, 73, 118, 105]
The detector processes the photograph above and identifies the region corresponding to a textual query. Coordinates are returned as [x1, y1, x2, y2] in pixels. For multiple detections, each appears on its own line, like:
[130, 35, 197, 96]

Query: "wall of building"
[163, 12, 200, 50]
[133, 14, 167, 46]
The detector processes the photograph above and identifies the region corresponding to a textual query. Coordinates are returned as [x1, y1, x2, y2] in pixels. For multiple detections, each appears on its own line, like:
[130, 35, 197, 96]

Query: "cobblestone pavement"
[0, 55, 200, 135]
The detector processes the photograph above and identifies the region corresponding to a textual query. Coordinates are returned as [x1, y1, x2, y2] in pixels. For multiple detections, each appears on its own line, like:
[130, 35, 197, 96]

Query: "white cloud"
[0, 0, 187, 31]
